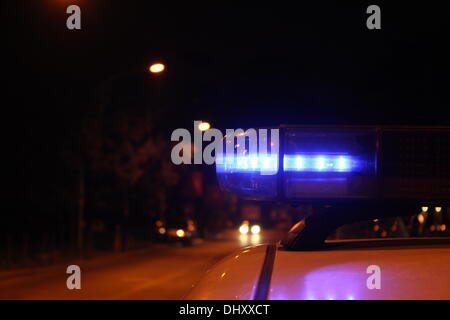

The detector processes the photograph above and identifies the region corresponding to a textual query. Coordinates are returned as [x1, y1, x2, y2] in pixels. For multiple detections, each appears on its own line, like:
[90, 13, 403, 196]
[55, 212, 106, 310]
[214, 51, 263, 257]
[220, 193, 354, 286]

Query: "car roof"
[187, 238, 450, 300]
[271, 238, 450, 300]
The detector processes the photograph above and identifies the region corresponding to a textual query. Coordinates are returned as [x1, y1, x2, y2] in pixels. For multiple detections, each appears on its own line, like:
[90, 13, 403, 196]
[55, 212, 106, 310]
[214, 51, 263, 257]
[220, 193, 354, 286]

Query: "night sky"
[4, 2, 450, 127]
[3, 1, 450, 193]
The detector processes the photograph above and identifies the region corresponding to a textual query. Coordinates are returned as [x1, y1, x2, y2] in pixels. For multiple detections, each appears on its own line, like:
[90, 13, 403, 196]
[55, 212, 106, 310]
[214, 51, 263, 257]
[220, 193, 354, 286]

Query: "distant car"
[238, 220, 261, 236]
[162, 218, 197, 245]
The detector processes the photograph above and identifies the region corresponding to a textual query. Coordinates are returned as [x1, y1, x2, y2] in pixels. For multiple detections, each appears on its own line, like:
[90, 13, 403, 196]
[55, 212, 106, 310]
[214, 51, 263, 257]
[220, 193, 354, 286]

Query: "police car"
[187, 126, 450, 300]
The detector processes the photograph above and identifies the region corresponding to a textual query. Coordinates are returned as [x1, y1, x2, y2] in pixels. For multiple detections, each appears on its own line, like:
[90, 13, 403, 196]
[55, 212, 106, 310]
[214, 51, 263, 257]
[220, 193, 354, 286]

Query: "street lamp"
[198, 122, 211, 132]
[149, 63, 165, 73]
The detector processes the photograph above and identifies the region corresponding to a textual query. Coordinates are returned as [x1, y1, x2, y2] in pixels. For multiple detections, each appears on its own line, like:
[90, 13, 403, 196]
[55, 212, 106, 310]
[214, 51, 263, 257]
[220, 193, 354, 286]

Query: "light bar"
[217, 154, 357, 173]
[215, 127, 379, 200]
[216, 126, 450, 202]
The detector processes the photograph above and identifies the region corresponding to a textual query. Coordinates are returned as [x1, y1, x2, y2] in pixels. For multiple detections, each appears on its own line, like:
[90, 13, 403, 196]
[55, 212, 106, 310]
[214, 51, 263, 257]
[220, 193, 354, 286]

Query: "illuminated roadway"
[0, 230, 282, 299]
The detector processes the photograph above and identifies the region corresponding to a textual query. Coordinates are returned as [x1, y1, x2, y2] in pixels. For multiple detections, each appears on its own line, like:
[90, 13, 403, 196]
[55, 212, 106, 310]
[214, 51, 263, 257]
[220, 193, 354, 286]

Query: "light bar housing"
[216, 125, 450, 204]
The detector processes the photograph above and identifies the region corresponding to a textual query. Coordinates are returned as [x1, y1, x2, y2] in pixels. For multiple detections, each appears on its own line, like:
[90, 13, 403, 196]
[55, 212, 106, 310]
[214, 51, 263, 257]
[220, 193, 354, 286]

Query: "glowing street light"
[149, 63, 165, 73]
[176, 229, 185, 238]
[198, 122, 211, 132]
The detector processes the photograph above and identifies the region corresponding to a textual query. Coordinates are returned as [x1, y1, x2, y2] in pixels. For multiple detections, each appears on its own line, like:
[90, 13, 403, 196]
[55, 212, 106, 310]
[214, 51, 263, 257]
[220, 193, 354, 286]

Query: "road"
[0, 230, 282, 299]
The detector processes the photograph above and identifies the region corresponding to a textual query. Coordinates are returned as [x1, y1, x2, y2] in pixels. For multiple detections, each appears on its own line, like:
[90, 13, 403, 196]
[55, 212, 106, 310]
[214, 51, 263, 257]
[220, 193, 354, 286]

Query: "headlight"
[239, 224, 249, 235]
[250, 224, 261, 235]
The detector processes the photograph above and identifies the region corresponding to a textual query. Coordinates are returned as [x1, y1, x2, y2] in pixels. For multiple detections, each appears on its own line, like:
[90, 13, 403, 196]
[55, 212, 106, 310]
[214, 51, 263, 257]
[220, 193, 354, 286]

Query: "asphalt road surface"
[0, 230, 282, 299]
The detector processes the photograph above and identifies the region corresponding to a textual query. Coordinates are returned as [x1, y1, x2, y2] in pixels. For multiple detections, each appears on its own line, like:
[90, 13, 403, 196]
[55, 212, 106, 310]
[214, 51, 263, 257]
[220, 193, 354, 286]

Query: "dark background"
[4, 2, 450, 128]
[2, 1, 449, 263]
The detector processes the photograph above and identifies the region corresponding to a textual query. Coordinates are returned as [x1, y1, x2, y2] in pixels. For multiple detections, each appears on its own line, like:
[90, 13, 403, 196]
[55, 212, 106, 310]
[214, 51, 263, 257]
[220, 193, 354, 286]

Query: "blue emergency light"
[283, 154, 355, 172]
[216, 125, 450, 203]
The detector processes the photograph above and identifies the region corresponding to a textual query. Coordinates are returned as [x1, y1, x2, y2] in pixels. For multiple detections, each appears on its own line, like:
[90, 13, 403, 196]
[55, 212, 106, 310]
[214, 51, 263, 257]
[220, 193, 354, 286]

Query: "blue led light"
[283, 154, 355, 172]
[217, 154, 356, 173]
[337, 156, 349, 170]
[316, 156, 326, 170]
[296, 156, 304, 170]
[215, 128, 378, 201]
[216, 154, 278, 173]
